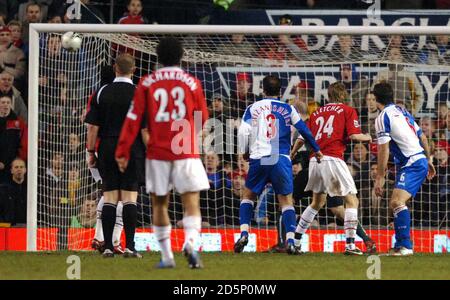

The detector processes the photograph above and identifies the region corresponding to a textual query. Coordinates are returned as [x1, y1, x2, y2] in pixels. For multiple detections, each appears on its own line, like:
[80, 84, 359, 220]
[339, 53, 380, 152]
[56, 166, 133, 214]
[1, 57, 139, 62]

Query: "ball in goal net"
[27, 24, 450, 253]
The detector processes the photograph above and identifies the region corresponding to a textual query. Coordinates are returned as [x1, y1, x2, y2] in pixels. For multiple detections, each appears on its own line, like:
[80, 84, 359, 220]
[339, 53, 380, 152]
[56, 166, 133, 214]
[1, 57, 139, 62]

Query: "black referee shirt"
[85, 77, 136, 138]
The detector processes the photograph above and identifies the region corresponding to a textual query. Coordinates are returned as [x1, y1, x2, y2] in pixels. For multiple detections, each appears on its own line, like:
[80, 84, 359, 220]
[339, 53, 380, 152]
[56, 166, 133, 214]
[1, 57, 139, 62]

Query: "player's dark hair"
[327, 82, 348, 103]
[157, 37, 183, 66]
[373, 82, 394, 106]
[263, 75, 281, 97]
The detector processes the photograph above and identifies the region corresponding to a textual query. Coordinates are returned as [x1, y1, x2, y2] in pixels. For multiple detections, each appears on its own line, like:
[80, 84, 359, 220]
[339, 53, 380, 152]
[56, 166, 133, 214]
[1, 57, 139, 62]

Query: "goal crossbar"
[27, 24, 450, 251]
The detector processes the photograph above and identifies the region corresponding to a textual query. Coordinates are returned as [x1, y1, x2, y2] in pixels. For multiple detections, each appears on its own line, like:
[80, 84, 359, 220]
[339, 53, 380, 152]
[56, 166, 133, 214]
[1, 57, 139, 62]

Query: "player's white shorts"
[145, 158, 210, 196]
[304, 155, 357, 197]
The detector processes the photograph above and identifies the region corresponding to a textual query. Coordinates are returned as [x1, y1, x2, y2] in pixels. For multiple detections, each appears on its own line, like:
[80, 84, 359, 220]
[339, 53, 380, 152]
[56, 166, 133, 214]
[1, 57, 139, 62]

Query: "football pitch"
[0, 252, 449, 280]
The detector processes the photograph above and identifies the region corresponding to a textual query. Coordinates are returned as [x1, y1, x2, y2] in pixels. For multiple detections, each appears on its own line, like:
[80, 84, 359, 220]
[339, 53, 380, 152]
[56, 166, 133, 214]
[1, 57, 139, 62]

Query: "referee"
[85, 53, 141, 258]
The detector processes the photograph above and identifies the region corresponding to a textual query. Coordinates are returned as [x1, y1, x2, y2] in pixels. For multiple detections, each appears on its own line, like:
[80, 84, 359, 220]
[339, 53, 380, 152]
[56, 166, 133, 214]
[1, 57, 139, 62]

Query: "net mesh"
[35, 30, 449, 252]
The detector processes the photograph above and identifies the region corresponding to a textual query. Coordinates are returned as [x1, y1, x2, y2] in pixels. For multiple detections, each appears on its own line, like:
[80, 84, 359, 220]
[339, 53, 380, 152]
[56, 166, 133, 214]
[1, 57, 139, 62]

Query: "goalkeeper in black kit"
[84, 53, 143, 258]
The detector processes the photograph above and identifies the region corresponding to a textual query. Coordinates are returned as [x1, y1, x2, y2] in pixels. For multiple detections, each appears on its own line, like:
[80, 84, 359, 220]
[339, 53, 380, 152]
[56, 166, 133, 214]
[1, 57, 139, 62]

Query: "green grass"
[0, 252, 448, 280]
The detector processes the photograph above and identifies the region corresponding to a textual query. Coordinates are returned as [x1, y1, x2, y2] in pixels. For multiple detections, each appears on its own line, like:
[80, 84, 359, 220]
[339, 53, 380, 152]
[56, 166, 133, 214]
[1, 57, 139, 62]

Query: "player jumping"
[373, 82, 435, 256]
[234, 75, 323, 254]
[115, 37, 210, 268]
[294, 82, 372, 255]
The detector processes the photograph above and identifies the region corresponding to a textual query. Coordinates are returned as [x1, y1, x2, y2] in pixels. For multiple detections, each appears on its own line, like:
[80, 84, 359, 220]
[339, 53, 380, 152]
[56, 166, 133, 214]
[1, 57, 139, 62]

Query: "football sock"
[102, 203, 117, 251]
[239, 199, 254, 237]
[344, 208, 358, 247]
[281, 205, 296, 244]
[123, 202, 137, 250]
[356, 221, 371, 242]
[277, 214, 285, 245]
[295, 206, 318, 246]
[94, 196, 104, 241]
[183, 215, 201, 249]
[154, 225, 174, 262]
[393, 205, 412, 249]
[112, 201, 123, 247]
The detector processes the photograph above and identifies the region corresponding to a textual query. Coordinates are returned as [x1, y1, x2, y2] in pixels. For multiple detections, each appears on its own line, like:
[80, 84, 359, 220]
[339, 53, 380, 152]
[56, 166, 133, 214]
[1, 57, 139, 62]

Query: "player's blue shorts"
[395, 157, 428, 197]
[245, 155, 293, 195]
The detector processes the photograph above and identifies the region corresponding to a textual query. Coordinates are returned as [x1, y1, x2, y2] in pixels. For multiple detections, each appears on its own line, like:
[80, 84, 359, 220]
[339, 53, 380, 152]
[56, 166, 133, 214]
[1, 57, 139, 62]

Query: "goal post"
[27, 24, 450, 252]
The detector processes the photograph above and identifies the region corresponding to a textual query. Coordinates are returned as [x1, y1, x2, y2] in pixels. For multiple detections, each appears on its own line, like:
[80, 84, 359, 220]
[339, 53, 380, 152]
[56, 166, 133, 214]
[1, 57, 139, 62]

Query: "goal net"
[29, 25, 449, 253]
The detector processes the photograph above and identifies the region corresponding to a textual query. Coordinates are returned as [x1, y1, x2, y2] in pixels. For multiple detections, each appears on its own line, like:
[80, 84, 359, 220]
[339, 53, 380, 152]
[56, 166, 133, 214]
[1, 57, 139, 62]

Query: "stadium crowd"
[0, 1, 448, 238]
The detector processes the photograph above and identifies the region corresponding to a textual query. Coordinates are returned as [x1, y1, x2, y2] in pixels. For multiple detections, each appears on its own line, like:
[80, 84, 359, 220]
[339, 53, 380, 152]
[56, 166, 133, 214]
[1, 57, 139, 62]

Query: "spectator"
[0, 71, 27, 120]
[45, 152, 63, 184]
[215, 34, 256, 57]
[7, 21, 23, 49]
[229, 72, 256, 119]
[204, 96, 225, 153]
[0, 26, 26, 86]
[420, 116, 438, 140]
[419, 35, 450, 65]
[47, 13, 62, 23]
[118, 0, 147, 24]
[71, 195, 97, 228]
[360, 91, 379, 138]
[67, 163, 80, 205]
[258, 14, 308, 61]
[434, 141, 449, 226]
[235, 153, 249, 176]
[0, 157, 27, 225]
[203, 151, 231, 190]
[199, 152, 229, 226]
[376, 47, 424, 116]
[222, 172, 246, 226]
[0, 95, 27, 183]
[40, 151, 71, 249]
[66, 132, 82, 162]
[292, 81, 317, 118]
[329, 35, 356, 61]
[209, 94, 233, 120]
[436, 102, 448, 131]
[21, 1, 42, 44]
[341, 63, 371, 113]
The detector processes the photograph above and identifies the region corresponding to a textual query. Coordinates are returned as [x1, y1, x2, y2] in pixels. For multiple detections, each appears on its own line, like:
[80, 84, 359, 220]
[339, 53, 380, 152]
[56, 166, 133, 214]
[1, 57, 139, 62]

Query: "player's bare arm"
[420, 134, 436, 180]
[375, 140, 389, 197]
[290, 138, 304, 160]
[86, 123, 99, 168]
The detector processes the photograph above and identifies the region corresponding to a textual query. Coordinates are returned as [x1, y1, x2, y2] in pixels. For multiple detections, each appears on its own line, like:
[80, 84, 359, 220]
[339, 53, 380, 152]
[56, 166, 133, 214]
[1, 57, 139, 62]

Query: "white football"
[61, 32, 82, 52]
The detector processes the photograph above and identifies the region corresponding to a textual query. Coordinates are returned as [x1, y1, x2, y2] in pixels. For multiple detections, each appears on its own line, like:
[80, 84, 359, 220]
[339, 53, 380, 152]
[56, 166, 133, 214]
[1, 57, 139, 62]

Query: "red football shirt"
[115, 66, 209, 161]
[307, 103, 361, 160]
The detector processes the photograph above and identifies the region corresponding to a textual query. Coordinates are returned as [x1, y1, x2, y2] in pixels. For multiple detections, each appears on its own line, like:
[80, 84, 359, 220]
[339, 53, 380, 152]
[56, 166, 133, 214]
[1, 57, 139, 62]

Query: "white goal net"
[29, 25, 449, 253]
